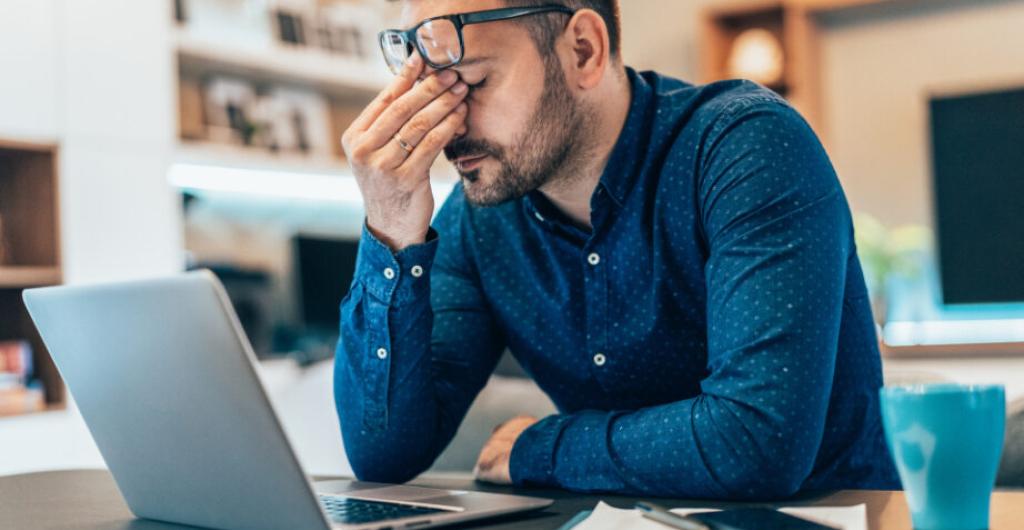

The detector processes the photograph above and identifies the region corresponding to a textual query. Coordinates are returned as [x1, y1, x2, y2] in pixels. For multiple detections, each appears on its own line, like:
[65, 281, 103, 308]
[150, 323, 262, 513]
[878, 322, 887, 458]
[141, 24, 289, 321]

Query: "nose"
[419, 65, 459, 82]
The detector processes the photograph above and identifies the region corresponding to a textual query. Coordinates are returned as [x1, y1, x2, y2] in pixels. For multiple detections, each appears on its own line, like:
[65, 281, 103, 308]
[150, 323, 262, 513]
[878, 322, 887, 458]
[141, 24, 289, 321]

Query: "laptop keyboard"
[319, 495, 446, 525]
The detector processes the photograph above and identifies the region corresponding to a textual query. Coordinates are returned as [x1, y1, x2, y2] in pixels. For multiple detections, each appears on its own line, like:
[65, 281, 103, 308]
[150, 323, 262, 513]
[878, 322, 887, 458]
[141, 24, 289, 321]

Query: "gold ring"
[394, 133, 415, 153]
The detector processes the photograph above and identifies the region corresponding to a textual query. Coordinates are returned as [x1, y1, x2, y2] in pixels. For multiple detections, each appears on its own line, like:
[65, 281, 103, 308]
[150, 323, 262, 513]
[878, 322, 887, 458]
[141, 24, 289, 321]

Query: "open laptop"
[22, 270, 552, 530]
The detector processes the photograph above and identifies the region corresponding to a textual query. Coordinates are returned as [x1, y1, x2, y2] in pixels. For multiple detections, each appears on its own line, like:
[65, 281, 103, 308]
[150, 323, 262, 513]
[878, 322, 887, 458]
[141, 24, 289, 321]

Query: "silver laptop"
[22, 270, 552, 530]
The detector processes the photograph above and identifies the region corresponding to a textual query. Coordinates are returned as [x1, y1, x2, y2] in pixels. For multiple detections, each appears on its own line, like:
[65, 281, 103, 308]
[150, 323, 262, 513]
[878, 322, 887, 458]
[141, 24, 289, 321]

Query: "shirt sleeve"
[509, 95, 853, 500]
[334, 187, 506, 483]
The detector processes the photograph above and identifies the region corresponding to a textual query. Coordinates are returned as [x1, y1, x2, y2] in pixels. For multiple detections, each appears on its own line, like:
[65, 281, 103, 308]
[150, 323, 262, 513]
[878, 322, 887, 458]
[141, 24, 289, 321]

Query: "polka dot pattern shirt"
[334, 68, 900, 499]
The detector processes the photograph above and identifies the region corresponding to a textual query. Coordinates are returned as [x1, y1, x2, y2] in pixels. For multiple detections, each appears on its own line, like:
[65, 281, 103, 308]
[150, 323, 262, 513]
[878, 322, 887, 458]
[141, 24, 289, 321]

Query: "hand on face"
[341, 53, 469, 251]
[473, 414, 539, 485]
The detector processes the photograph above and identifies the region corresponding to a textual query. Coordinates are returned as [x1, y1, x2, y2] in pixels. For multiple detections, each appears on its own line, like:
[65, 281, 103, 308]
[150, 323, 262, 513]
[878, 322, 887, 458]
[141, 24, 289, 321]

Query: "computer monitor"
[929, 85, 1024, 305]
[293, 234, 359, 331]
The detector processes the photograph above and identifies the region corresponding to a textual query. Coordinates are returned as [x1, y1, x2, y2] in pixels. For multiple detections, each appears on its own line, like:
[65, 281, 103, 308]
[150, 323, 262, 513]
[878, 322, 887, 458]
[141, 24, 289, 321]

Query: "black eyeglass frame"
[378, 5, 577, 73]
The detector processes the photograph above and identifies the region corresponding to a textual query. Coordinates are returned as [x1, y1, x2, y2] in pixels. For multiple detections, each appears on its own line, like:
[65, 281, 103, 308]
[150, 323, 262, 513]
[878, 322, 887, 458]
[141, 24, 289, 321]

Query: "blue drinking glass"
[880, 383, 1005, 530]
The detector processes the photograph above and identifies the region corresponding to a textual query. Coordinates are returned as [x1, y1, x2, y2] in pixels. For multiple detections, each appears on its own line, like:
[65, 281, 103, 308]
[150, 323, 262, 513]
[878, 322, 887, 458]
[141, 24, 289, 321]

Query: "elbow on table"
[348, 451, 427, 485]
[716, 454, 814, 500]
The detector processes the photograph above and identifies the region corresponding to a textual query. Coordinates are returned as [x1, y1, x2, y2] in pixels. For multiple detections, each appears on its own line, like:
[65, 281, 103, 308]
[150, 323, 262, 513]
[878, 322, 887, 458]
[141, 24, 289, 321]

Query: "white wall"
[619, 0, 705, 81]
[0, 1, 184, 285]
[819, 0, 1024, 227]
[57, 1, 184, 283]
[0, 0, 61, 142]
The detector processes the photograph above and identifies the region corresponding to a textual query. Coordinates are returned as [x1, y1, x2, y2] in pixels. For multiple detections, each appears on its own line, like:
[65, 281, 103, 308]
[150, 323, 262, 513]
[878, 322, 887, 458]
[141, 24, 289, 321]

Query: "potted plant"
[853, 212, 932, 325]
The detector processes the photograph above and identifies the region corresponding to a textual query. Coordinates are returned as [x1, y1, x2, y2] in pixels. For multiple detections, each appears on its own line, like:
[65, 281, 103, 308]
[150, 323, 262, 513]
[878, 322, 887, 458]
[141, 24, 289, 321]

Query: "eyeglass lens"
[416, 19, 462, 67]
[381, 18, 463, 74]
[381, 32, 410, 74]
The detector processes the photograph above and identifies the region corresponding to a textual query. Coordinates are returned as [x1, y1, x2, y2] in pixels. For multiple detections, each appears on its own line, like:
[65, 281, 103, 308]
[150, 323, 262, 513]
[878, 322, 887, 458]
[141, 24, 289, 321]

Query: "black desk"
[3, 469, 1024, 529]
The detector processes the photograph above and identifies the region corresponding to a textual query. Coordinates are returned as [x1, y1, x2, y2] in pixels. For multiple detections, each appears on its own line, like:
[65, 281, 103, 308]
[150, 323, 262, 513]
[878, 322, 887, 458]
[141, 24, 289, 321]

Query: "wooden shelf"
[0, 266, 61, 288]
[174, 29, 389, 99]
[699, 0, 902, 145]
[882, 341, 1024, 359]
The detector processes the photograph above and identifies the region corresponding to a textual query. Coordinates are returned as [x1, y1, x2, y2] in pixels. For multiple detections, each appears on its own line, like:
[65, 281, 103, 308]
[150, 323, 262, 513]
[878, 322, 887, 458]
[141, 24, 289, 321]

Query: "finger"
[475, 444, 498, 470]
[475, 454, 509, 484]
[398, 103, 467, 171]
[371, 130, 419, 171]
[363, 68, 460, 149]
[373, 82, 466, 170]
[349, 53, 424, 133]
[392, 81, 468, 148]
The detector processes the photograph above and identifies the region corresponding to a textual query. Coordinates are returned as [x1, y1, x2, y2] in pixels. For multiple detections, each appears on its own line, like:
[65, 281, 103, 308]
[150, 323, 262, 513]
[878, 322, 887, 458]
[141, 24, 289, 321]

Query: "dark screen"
[930, 86, 1024, 305]
[294, 235, 359, 330]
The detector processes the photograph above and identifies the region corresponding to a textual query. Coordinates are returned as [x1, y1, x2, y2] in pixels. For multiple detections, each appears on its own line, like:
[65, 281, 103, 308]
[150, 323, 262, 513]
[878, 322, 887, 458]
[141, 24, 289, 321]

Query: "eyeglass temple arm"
[458, 6, 575, 25]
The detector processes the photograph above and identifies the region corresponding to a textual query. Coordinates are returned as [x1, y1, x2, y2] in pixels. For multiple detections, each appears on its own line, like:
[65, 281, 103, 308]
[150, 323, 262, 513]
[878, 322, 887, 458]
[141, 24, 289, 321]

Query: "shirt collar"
[522, 67, 654, 228]
[596, 66, 654, 208]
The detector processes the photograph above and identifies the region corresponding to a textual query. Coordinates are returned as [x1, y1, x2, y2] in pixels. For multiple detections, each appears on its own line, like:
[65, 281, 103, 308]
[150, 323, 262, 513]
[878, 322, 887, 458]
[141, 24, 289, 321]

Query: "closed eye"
[467, 78, 487, 91]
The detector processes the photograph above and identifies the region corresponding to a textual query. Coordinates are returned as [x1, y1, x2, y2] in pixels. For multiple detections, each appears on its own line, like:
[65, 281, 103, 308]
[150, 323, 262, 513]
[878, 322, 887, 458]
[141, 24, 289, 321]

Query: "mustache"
[444, 136, 502, 162]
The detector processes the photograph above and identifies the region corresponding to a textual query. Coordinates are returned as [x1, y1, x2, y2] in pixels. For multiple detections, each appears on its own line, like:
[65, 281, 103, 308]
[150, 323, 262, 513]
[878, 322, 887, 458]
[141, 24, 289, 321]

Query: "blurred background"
[1, 0, 1023, 482]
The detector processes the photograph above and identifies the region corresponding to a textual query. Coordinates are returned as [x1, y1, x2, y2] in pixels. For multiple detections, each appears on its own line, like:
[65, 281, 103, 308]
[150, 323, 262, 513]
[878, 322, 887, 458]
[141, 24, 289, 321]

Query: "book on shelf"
[0, 340, 32, 388]
[0, 386, 45, 416]
[0, 340, 43, 415]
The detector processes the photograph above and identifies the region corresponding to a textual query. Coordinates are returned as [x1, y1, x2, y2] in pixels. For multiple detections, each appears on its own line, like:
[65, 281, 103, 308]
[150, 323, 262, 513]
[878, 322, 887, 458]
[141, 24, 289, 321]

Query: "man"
[335, 0, 899, 499]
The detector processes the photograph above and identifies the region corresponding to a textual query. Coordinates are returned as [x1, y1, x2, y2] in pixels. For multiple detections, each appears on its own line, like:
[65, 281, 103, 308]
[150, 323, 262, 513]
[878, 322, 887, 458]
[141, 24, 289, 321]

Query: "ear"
[561, 9, 611, 90]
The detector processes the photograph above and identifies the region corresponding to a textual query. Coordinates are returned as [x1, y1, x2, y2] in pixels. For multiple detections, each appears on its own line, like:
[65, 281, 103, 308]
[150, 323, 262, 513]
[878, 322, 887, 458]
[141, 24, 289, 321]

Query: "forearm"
[335, 219, 503, 483]
[335, 291, 445, 482]
[510, 389, 828, 499]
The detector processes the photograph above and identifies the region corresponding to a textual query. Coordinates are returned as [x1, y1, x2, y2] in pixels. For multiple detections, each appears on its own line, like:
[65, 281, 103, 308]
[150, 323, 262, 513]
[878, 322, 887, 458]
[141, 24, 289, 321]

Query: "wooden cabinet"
[0, 140, 63, 413]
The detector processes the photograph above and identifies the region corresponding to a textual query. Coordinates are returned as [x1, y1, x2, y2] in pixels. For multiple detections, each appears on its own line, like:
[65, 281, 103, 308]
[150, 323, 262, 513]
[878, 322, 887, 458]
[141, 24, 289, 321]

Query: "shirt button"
[593, 352, 606, 366]
[410, 265, 424, 278]
[587, 253, 601, 266]
[376, 348, 388, 360]
[383, 267, 396, 280]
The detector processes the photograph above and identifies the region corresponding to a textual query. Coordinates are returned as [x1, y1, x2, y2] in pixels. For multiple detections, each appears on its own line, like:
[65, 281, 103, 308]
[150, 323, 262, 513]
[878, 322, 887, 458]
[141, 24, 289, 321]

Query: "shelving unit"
[0, 140, 63, 415]
[175, 28, 389, 99]
[170, 1, 459, 204]
[699, 0, 894, 143]
[171, 9, 388, 193]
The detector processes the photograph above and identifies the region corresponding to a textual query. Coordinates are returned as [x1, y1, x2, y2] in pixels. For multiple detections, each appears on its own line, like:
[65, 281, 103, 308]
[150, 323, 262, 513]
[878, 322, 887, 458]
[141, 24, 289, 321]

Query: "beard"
[443, 57, 588, 207]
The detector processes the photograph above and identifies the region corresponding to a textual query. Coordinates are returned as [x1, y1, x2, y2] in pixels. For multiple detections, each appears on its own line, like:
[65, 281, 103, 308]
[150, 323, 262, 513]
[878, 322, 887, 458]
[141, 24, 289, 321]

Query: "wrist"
[365, 219, 428, 252]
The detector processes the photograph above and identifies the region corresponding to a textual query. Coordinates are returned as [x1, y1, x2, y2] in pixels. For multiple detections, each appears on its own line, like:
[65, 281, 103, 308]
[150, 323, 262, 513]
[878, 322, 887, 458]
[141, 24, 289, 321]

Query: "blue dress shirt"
[334, 68, 900, 499]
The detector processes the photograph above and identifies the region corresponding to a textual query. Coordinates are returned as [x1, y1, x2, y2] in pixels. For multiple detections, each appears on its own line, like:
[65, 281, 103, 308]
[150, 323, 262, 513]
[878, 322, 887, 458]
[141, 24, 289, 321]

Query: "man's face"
[399, 0, 587, 206]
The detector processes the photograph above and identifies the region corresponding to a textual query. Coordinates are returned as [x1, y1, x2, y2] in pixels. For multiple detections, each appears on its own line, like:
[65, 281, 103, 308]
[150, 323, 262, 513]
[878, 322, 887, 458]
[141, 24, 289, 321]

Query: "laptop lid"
[23, 270, 331, 530]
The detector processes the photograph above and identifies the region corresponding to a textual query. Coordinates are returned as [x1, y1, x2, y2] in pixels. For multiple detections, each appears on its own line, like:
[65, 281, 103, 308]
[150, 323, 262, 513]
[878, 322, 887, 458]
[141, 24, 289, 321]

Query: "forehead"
[399, 0, 507, 28]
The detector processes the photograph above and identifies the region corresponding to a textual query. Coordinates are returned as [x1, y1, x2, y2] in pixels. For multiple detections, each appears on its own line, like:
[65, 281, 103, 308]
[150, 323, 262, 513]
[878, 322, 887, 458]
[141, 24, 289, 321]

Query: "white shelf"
[176, 142, 351, 176]
[171, 142, 458, 205]
[174, 28, 390, 98]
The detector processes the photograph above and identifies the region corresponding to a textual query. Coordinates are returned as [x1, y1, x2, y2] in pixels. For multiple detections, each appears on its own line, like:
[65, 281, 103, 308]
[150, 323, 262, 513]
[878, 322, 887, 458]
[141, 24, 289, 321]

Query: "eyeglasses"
[378, 5, 576, 75]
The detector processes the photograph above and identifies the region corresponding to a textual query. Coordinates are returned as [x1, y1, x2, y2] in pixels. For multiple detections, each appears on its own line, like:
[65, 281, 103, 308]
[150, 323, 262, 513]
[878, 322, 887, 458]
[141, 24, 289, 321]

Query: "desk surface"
[2, 469, 1023, 529]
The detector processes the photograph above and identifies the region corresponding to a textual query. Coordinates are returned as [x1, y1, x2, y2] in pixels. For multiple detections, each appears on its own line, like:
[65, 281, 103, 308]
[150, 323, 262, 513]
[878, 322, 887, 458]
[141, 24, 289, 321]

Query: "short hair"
[388, 1, 622, 58]
[503, 0, 621, 59]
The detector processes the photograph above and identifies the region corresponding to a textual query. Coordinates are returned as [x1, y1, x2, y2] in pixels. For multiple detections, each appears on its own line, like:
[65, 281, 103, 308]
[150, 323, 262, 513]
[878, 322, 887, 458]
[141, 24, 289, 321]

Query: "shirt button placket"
[585, 247, 610, 384]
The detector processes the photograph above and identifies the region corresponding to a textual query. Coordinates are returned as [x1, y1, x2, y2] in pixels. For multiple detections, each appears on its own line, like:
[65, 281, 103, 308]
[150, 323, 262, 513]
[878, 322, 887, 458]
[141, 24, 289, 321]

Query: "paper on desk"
[568, 501, 867, 530]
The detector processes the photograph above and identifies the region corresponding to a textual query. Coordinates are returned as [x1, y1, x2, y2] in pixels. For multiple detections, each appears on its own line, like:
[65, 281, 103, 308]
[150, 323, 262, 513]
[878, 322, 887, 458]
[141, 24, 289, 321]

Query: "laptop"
[22, 270, 552, 530]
